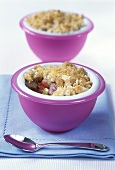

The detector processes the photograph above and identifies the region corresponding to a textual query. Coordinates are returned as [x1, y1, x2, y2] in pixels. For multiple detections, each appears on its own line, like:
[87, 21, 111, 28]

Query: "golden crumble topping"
[26, 10, 84, 33]
[24, 62, 93, 96]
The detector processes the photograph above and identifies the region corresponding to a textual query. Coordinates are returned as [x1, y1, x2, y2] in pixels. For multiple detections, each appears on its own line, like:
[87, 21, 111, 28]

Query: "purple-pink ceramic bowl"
[11, 62, 105, 133]
[20, 13, 94, 62]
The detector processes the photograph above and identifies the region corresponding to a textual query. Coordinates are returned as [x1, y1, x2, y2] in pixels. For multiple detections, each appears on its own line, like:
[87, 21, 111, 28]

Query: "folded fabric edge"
[0, 152, 115, 160]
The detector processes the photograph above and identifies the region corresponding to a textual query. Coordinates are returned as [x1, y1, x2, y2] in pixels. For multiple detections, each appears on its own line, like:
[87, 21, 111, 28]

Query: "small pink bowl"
[11, 62, 105, 133]
[20, 14, 94, 62]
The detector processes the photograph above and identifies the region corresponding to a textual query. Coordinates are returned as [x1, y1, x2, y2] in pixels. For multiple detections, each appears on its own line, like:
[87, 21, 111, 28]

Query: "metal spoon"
[4, 134, 109, 152]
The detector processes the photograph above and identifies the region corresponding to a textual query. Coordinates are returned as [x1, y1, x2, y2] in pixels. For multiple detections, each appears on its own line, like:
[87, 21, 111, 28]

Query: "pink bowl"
[20, 14, 94, 62]
[11, 62, 105, 133]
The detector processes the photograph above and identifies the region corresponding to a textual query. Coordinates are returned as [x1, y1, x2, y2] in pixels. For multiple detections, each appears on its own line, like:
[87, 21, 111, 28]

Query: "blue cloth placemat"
[0, 75, 115, 159]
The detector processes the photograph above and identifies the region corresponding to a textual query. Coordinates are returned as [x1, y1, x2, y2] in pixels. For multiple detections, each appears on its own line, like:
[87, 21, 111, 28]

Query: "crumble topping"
[26, 10, 84, 33]
[24, 62, 93, 96]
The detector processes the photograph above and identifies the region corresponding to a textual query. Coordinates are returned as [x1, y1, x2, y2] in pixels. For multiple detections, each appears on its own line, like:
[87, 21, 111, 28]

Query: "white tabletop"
[0, 0, 115, 169]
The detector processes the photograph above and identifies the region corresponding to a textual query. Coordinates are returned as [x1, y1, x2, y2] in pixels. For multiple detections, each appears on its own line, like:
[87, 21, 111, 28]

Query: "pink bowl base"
[19, 95, 97, 133]
[25, 32, 87, 62]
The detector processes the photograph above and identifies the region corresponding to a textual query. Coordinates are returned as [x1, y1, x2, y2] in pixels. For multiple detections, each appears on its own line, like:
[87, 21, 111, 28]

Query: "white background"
[0, 0, 115, 169]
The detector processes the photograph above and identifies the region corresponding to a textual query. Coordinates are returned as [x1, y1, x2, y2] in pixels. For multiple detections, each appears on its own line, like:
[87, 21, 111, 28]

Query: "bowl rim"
[19, 13, 94, 39]
[11, 62, 105, 105]
[17, 62, 100, 101]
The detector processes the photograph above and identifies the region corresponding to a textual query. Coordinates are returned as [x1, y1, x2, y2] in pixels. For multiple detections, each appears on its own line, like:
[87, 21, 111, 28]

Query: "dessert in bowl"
[11, 62, 105, 133]
[20, 10, 94, 61]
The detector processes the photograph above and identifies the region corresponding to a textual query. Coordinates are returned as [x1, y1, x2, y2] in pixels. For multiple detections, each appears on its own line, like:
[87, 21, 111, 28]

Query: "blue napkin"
[0, 75, 115, 159]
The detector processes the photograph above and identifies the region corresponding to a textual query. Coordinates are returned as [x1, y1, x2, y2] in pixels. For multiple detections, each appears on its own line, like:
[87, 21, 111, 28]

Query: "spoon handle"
[37, 142, 109, 152]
